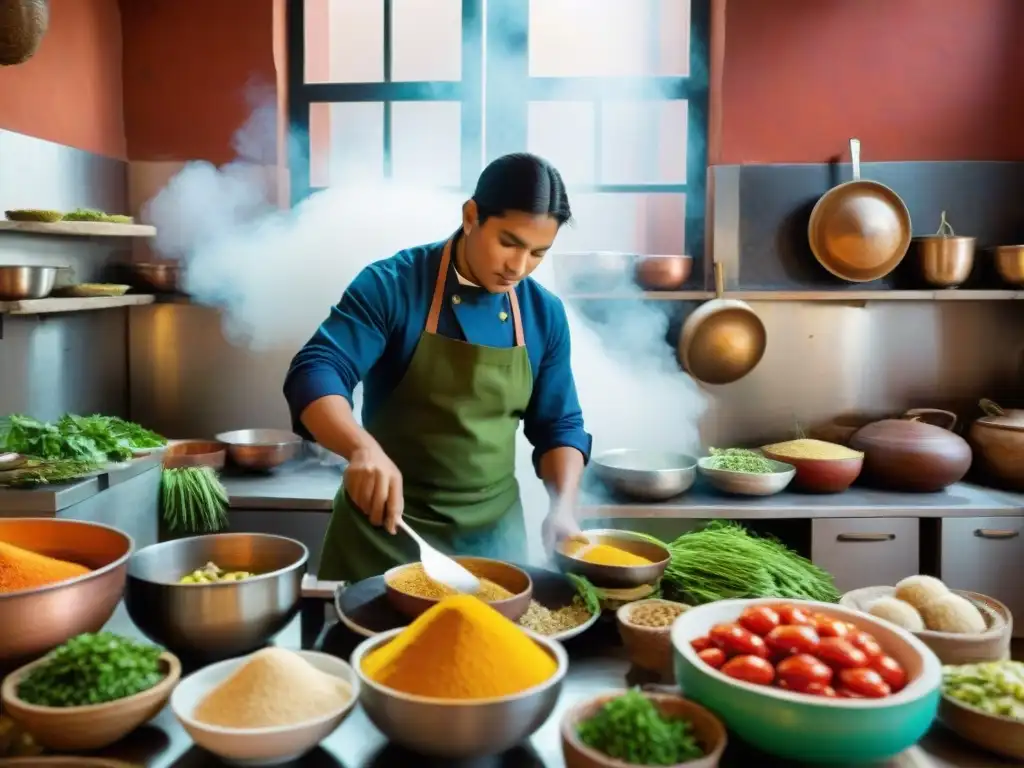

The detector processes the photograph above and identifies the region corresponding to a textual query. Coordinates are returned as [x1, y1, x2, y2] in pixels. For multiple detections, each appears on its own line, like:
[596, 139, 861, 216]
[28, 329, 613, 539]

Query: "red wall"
[719, 0, 1024, 164]
[120, 0, 276, 165]
[0, 0, 125, 159]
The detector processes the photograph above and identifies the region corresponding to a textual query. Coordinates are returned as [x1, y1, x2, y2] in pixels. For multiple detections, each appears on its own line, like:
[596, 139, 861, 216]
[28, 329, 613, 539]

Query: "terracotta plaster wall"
[719, 0, 1024, 163]
[0, 0, 125, 159]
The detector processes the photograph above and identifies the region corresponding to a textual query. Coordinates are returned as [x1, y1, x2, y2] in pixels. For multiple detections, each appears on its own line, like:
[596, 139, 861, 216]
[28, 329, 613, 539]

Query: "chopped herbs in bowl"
[15, 632, 167, 707]
[562, 688, 725, 767]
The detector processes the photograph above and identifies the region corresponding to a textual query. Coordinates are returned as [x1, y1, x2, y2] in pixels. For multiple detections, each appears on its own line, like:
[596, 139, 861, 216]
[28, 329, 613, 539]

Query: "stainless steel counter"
[217, 461, 1024, 520]
[82, 597, 1014, 768]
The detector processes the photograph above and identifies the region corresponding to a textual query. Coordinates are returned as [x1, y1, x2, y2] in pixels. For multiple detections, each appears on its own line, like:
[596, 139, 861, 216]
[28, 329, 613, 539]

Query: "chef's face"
[461, 200, 559, 293]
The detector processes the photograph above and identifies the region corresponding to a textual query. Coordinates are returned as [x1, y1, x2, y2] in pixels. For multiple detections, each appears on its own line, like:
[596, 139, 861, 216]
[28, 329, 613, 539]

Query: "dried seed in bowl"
[389, 563, 514, 601]
[627, 601, 688, 628]
[518, 598, 592, 635]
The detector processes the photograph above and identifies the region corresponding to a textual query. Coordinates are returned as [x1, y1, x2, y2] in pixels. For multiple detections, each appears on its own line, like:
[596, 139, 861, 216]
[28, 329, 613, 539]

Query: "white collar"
[454, 265, 479, 287]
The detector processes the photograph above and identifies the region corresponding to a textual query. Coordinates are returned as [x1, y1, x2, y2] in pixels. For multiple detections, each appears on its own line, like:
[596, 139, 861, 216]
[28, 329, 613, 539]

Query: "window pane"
[391, 102, 462, 187]
[555, 193, 686, 255]
[309, 103, 385, 187]
[527, 101, 596, 186]
[528, 0, 690, 78]
[391, 0, 462, 82]
[305, 0, 384, 83]
[600, 100, 688, 185]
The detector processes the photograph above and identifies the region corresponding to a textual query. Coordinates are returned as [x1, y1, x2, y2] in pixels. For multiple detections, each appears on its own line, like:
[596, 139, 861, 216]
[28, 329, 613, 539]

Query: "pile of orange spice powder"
[0, 541, 90, 593]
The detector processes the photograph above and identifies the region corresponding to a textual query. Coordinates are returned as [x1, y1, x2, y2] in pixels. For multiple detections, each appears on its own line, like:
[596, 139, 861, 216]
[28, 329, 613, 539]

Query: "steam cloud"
[144, 3, 707, 561]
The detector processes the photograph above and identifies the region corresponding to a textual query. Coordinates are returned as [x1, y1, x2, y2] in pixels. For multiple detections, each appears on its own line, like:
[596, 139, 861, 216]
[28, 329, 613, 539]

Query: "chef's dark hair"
[472, 153, 572, 226]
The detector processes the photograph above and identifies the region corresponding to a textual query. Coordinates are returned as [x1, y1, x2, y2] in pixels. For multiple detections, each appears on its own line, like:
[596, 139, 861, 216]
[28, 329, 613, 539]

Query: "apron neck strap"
[425, 237, 525, 347]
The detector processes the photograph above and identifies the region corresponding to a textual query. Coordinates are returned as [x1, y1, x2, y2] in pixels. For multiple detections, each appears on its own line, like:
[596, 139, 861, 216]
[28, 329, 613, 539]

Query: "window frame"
[286, 0, 710, 259]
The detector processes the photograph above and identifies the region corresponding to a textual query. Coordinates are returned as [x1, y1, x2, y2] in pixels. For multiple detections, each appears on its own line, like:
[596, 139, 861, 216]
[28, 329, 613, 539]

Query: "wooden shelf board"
[0, 294, 156, 315]
[564, 289, 1024, 301]
[0, 220, 156, 238]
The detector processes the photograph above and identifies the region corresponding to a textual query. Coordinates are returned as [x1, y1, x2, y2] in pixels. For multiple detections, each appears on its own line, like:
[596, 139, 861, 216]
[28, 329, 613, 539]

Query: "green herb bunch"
[161, 466, 230, 534]
[0, 413, 166, 464]
[17, 632, 164, 707]
[577, 689, 704, 765]
[649, 521, 840, 605]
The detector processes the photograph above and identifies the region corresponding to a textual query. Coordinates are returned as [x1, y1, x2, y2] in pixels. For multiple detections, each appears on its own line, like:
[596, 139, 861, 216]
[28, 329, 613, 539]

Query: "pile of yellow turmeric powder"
[0, 541, 91, 593]
[361, 594, 558, 699]
[563, 539, 654, 568]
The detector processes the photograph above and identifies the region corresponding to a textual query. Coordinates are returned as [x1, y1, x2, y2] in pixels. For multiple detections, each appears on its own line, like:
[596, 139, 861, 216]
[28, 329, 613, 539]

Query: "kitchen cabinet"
[811, 518, 920, 594]
[228, 509, 330, 573]
[939, 516, 1024, 638]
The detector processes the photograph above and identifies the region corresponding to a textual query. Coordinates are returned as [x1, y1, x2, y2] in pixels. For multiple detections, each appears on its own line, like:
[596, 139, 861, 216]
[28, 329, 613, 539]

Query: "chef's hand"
[542, 498, 581, 554]
[345, 444, 404, 534]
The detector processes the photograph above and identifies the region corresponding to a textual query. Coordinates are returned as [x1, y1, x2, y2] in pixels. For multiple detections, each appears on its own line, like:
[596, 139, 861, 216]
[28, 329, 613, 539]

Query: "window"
[288, 0, 709, 260]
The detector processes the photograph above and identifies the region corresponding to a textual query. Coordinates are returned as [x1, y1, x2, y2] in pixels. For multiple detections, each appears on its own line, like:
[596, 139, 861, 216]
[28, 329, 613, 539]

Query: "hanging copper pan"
[808, 138, 912, 283]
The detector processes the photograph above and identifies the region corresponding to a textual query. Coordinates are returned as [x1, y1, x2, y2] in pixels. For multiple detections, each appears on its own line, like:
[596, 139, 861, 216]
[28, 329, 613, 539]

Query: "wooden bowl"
[162, 439, 226, 469]
[840, 586, 1011, 665]
[761, 449, 863, 493]
[561, 691, 726, 768]
[383, 557, 533, 621]
[617, 599, 691, 680]
[939, 692, 1024, 760]
[1, 652, 181, 751]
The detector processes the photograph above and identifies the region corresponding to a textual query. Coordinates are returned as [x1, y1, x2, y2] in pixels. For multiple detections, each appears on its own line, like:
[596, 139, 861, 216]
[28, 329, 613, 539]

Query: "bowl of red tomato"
[671, 598, 941, 764]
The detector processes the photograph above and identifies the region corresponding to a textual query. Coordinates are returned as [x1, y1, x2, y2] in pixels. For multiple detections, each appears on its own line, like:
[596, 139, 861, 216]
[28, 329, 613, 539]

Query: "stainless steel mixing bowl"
[0, 265, 58, 300]
[554, 528, 671, 589]
[0, 518, 133, 674]
[124, 533, 308, 661]
[351, 627, 568, 758]
[592, 448, 698, 501]
[214, 429, 303, 471]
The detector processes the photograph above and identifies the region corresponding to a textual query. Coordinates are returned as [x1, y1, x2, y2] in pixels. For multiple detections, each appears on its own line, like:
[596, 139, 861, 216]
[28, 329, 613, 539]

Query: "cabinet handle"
[974, 529, 1020, 540]
[836, 533, 896, 542]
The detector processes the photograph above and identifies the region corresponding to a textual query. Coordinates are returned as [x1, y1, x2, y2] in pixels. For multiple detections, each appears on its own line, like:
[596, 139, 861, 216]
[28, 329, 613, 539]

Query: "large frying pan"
[808, 138, 912, 283]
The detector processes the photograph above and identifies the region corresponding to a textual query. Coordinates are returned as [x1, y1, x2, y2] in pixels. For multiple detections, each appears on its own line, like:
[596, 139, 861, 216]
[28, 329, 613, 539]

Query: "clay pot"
[849, 409, 972, 492]
[0, 0, 49, 66]
[968, 399, 1024, 491]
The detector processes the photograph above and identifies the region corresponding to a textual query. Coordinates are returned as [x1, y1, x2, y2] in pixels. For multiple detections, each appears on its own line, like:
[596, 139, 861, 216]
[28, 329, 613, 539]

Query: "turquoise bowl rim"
[670, 597, 943, 711]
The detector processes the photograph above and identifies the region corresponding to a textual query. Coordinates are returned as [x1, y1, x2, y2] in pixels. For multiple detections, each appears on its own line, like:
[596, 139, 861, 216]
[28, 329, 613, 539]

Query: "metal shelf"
[563, 290, 1024, 301]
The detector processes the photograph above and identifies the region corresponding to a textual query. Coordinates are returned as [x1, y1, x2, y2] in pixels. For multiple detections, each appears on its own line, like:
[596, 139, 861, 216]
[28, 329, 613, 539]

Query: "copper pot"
[0, 0, 49, 66]
[849, 409, 972, 492]
[994, 245, 1024, 287]
[914, 211, 975, 288]
[968, 399, 1024, 491]
[634, 254, 692, 291]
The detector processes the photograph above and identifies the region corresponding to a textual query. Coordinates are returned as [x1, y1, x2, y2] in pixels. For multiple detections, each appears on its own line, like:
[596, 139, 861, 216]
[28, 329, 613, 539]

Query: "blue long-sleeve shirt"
[283, 238, 592, 472]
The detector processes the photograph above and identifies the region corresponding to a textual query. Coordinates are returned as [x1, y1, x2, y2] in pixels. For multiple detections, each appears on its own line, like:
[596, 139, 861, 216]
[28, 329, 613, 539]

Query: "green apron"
[318, 237, 534, 582]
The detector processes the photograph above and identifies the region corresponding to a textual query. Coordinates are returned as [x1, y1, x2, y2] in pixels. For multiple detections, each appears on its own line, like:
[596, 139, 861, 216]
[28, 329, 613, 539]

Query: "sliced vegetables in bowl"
[939, 661, 1024, 759]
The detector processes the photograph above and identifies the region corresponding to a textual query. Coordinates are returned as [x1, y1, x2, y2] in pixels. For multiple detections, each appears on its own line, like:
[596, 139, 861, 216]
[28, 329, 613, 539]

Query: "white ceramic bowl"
[671, 598, 942, 763]
[170, 650, 359, 766]
[697, 456, 795, 496]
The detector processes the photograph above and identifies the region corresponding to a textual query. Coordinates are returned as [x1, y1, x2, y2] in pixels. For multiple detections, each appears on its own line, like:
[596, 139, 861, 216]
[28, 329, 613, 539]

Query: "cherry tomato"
[739, 605, 781, 637]
[765, 624, 820, 656]
[698, 647, 726, 669]
[721, 655, 775, 686]
[838, 668, 891, 698]
[709, 623, 769, 658]
[803, 682, 837, 697]
[846, 630, 883, 660]
[815, 637, 868, 670]
[775, 653, 834, 692]
[836, 687, 865, 698]
[812, 614, 850, 639]
[870, 655, 908, 692]
[691, 636, 713, 653]
[774, 604, 814, 626]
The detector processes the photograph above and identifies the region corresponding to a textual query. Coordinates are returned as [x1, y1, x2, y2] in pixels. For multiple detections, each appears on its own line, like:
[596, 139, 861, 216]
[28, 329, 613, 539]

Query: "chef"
[284, 153, 593, 582]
